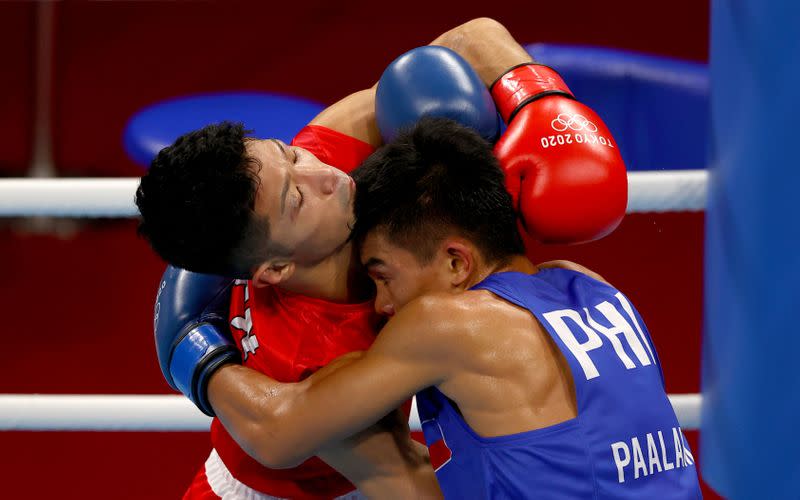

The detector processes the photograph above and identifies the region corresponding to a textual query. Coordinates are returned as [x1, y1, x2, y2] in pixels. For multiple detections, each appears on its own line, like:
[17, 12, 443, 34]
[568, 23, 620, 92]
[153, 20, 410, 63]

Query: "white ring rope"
[627, 170, 708, 213]
[0, 178, 139, 217]
[0, 393, 701, 432]
[0, 171, 705, 432]
[0, 170, 708, 217]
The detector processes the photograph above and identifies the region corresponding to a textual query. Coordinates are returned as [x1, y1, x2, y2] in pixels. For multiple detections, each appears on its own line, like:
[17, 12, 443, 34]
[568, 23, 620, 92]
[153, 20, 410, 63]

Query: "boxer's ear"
[253, 259, 295, 288]
[442, 239, 474, 288]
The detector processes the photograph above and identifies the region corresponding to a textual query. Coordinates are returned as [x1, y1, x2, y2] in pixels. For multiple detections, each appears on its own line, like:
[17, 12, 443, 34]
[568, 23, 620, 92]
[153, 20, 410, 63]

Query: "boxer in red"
[136, 18, 626, 499]
[143, 105, 432, 499]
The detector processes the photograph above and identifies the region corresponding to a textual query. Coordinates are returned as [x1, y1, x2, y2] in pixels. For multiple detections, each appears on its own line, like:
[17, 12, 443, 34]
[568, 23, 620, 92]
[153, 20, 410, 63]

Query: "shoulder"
[291, 124, 375, 173]
[387, 291, 510, 343]
[400, 292, 479, 326]
[378, 291, 542, 371]
[368, 293, 469, 356]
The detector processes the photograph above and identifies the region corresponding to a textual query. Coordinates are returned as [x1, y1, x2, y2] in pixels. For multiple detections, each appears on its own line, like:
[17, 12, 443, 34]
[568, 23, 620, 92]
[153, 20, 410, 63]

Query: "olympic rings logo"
[551, 113, 598, 133]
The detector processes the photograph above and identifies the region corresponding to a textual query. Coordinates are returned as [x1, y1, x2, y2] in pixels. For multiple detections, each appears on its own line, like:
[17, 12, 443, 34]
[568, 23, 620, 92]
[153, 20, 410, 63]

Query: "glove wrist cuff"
[490, 64, 574, 123]
[170, 323, 241, 416]
[194, 349, 240, 417]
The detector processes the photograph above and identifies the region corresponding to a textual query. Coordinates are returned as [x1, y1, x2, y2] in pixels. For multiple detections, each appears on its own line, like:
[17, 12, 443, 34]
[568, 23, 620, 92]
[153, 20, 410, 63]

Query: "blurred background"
[0, 1, 714, 498]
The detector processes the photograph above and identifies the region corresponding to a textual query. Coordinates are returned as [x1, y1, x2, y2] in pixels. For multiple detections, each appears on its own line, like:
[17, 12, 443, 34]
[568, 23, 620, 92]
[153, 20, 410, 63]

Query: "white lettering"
[589, 301, 653, 368]
[539, 133, 619, 149]
[615, 292, 656, 364]
[611, 441, 631, 483]
[582, 308, 633, 369]
[658, 431, 675, 470]
[631, 437, 648, 479]
[542, 309, 604, 379]
[673, 427, 685, 467]
[646, 433, 664, 474]
[612, 427, 694, 483]
[681, 429, 695, 465]
[231, 282, 259, 360]
[241, 334, 259, 356]
[153, 280, 167, 331]
[543, 294, 655, 379]
[234, 279, 250, 302]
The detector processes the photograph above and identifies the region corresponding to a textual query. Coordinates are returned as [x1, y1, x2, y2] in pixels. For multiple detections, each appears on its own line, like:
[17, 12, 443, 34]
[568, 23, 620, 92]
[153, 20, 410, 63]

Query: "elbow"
[248, 420, 313, 469]
[254, 443, 308, 470]
[246, 386, 316, 469]
[437, 17, 506, 50]
[462, 17, 506, 34]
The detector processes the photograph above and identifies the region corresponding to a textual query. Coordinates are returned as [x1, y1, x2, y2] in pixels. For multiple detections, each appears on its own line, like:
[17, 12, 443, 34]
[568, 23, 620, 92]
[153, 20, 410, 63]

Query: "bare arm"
[316, 411, 440, 499]
[308, 85, 382, 147]
[432, 17, 534, 87]
[206, 348, 442, 498]
[208, 296, 455, 468]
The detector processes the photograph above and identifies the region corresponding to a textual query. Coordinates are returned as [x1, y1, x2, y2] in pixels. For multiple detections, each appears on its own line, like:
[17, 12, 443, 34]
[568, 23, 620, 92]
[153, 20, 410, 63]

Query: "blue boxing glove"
[376, 46, 500, 143]
[153, 265, 241, 416]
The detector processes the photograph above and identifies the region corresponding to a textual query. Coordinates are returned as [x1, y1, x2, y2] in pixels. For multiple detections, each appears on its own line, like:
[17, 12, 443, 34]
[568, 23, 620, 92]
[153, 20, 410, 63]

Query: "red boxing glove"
[492, 64, 627, 244]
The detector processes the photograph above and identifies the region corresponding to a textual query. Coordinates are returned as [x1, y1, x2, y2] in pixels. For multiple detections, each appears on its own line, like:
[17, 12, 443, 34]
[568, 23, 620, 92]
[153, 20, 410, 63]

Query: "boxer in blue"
[204, 118, 703, 498]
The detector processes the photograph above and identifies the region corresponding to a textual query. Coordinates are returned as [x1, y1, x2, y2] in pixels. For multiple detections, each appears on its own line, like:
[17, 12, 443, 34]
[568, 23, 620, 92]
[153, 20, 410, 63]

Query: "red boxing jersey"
[210, 126, 378, 500]
[290, 125, 376, 174]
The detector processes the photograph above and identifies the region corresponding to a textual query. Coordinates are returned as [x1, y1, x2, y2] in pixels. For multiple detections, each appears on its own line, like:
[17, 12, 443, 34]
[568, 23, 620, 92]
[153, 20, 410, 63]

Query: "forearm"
[207, 361, 442, 498]
[310, 351, 365, 379]
[206, 309, 447, 469]
[317, 420, 442, 499]
[207, 364, 310, 468]
[206, 355, 414, 468]
[208, 364, 441, 499]
[431, 17, 533, 87]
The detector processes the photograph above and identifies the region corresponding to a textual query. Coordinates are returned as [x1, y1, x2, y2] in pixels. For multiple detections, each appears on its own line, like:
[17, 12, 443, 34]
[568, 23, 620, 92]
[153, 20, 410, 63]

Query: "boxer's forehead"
[247, 138, 290, 220]
[361, 230, 420, 272]
[245, 138, 284, 167]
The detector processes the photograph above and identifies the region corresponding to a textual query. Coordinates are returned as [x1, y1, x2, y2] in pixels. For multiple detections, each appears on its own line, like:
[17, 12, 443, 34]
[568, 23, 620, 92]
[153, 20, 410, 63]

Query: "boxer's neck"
[463, 254, 539, 291]
[279, 242, 373, 303]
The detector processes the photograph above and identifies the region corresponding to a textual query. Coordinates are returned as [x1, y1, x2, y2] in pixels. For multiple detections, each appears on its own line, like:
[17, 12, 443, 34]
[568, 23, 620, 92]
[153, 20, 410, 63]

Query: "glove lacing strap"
[490, 64, 575, 123]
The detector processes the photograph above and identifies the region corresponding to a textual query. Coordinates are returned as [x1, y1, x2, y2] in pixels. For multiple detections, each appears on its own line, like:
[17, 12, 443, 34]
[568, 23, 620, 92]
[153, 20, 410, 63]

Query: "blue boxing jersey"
[416, 269, 701, 499]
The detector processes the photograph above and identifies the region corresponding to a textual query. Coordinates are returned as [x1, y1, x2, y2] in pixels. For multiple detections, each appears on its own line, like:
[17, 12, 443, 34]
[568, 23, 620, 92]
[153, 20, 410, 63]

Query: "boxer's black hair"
[136, 121, 282, 278]
[352, 117, 524, 265]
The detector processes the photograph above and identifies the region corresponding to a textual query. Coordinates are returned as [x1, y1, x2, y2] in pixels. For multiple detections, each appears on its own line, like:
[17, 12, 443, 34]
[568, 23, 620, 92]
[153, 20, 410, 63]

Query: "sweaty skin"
[206, 18, 547, 497]
[208, 230, 587, 468]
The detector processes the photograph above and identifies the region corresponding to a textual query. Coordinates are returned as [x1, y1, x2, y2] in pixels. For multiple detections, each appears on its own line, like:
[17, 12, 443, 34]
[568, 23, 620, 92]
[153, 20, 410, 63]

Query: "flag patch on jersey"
[421, 418, 453, 471]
